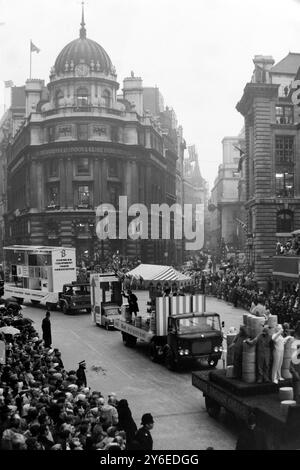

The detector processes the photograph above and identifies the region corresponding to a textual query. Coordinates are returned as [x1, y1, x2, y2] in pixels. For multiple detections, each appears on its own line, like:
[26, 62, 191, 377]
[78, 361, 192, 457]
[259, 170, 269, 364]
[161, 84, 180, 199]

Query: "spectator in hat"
[76, 361, 87, 388]
[133, 413, 154, 450]
[41, 312, 52, 349]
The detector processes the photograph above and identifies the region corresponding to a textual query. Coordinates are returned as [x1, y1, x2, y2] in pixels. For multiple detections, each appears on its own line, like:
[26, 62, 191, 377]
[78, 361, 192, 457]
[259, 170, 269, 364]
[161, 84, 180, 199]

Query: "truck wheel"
[165, 349, 177, 371]
[205, 396, 221, 419]
[208, 357, 218, 368]
[31, 300, 40, 306]
[62, 304, 70, 315]
[149, 343, 159, 362]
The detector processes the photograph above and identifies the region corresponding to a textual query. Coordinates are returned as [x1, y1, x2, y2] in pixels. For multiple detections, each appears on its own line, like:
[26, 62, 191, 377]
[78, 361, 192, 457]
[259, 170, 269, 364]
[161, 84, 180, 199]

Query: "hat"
[78, 360, 86, 366]
[68, 384, 78, 392]
[141, 413, 154, 425]
[76, 393, 86, 402]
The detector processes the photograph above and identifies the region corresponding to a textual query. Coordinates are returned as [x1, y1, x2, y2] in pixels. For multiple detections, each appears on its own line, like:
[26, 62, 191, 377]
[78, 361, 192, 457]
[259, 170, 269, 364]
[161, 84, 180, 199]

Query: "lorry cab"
[166, 312, 223, 369]
[59, 282, 91, 314]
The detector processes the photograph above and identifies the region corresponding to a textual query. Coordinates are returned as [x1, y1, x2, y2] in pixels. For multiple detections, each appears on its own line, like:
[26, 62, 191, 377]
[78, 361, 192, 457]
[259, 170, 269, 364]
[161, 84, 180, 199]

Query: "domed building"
[4, 10, 182, 267]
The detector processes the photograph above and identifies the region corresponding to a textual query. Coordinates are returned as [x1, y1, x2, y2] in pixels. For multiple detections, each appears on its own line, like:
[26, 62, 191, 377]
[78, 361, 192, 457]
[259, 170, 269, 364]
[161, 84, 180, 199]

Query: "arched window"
[102, 90, 111, 108]
[77, 87, 89, 107]
[277, 210, 294, 233]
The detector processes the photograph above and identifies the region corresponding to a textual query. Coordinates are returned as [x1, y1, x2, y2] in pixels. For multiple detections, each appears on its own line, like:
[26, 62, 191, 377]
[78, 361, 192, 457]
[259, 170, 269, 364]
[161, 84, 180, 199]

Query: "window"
[275, 106, 293, 125]
[108, 160, 118, 177]
[47, 184, 59, 207]
[277, 210, 294, 233]
[275, 136, 294, 163]
[76, 157, 90, 175]
[275, 172, 294, 197]
[77, 87, 89, 107]
[102, 90, 111, 108]
[77, 186, 91, 207]
[77, 124, 88, 140]
[48, 160, 58, 178]
[108, 184, 120, 207]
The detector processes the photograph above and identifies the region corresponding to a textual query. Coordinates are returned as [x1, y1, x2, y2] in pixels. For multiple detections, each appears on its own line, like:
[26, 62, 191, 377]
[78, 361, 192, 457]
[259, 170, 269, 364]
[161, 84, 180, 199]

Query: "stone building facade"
[3, 15, 182, 266]
[236, 53, 300, 287]
[209, 131, 246, 257]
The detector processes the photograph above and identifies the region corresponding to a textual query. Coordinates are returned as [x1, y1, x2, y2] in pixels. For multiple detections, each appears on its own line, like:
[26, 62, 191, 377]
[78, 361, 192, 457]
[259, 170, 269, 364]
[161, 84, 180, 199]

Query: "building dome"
[54, 8, 113, 75]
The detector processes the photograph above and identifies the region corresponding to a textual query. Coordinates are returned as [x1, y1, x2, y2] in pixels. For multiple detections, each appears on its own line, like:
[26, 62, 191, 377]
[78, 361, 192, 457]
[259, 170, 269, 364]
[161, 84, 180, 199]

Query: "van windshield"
[176, 315, 220, 333]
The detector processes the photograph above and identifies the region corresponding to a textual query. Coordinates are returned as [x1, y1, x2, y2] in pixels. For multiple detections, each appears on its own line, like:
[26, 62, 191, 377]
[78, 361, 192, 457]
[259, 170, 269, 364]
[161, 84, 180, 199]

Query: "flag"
[235, 218, 248, 235]
[30, 41, 40, 53]
[4, 80, 14, 88]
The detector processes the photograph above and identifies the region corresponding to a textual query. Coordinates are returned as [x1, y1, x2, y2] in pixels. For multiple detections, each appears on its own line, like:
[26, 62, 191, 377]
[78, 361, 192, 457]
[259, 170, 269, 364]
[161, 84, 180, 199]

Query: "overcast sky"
[1, 0, 300, 188]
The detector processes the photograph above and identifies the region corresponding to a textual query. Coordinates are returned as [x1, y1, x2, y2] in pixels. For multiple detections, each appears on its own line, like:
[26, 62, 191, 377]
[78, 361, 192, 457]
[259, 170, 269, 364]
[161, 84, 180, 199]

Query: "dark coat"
[42, 317, 52, 347]
[76, 366, 87, 387]
[133, 426, 153, 450]
[116, 401, 137, 447]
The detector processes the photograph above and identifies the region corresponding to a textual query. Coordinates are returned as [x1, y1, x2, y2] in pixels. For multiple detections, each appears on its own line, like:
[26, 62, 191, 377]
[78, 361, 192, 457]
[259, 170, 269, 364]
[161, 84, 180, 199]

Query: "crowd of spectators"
[196, 267, 300, 328]
[276, 234, 300, 256]
[0, 304, 150, 451]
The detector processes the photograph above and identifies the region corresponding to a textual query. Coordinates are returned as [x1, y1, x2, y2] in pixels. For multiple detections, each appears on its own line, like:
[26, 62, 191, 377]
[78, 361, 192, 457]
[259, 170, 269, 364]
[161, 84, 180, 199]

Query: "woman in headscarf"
[116, 399, 137, 449]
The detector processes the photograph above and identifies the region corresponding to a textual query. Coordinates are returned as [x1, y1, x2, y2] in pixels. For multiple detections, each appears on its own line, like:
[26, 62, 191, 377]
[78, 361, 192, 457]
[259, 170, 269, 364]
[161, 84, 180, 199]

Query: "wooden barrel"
[150, 316, 156, 332]
[252, 317, 264, 337]
[226, 365, 234, 378]
[279, 387, 294, 401]
[281, 337, 294, 379]
[124, 307, 132, 322]
[280, 400, 297, 418]
[135, 316, 142, 328]
[242, 343, 256, 383]
[268, 315, 278, 328]
[243, 314, 250, 326]
[226, 334, 236, 366]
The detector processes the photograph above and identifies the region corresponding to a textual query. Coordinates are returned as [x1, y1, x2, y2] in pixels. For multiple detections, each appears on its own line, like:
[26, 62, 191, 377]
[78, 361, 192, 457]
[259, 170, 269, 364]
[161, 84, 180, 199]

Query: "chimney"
[25, 79, 45, 117]
[123, 74, 143, 116]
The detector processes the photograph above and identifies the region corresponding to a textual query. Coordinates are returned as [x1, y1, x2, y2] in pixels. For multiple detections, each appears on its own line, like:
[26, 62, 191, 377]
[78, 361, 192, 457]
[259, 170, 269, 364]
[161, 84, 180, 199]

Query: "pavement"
[22, 296, 248, 450]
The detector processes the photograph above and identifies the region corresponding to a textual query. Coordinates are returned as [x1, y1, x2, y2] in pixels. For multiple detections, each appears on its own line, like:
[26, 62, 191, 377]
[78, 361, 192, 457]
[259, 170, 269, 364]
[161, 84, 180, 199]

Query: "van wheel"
[165, 349, 177, 371]
[149, 343, 159, 362]
[205, 396, 221, 419]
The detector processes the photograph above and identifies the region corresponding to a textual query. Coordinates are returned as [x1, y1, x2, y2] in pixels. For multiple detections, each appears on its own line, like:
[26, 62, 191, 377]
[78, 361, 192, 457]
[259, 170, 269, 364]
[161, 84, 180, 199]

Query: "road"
[22, 296, 248, 450]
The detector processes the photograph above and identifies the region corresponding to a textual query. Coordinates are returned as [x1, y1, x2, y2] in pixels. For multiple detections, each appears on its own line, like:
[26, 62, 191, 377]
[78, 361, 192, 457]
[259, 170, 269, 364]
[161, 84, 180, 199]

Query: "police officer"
[133, 413, 154, 450]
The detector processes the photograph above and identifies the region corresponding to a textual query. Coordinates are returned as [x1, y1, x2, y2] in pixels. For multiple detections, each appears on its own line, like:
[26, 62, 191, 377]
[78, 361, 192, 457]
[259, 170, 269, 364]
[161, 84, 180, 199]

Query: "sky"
[1, 0, 300, 188]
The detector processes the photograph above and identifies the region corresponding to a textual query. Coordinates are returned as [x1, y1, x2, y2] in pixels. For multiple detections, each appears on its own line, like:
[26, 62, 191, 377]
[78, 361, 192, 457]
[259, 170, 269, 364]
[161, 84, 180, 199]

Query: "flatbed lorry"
[114, 294, 223, 370]
[192, 369, 300, 450]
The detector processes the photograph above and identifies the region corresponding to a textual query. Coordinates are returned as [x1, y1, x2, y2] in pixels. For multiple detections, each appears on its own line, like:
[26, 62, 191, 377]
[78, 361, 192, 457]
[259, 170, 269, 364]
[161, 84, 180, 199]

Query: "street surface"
[23, 297, 247, 450]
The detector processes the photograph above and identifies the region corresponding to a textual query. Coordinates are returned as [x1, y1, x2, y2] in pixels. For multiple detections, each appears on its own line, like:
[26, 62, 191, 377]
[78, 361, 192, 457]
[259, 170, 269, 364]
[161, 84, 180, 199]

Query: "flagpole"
[30, 40, 32, 79]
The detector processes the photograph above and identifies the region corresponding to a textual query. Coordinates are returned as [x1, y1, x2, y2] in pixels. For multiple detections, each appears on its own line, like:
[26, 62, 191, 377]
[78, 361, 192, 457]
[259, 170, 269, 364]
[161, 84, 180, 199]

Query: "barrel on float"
[281, 337, 294, 379]
[268, 315, 278, 328]
[279, 387, 294, 401]
[242, 342, 256, 383]
[280, 400, 297, 418]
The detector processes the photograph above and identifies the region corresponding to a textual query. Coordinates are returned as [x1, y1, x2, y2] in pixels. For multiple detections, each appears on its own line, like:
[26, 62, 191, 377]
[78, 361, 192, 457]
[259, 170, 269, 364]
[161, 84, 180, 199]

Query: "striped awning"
[126, 264, 191, 282]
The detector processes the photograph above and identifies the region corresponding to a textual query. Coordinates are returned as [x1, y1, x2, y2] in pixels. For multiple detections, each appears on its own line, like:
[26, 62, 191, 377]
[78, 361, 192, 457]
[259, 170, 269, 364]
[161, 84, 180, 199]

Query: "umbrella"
[0, 326, 21, 336]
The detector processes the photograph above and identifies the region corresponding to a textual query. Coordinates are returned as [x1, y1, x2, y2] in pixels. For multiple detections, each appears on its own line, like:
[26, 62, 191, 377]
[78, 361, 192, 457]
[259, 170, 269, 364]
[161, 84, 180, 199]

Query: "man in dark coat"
[76, 361, 87, 387]
[122, 290, 139, 317]
[42, 311, 52, 348]
[132, 413, 154, 450]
